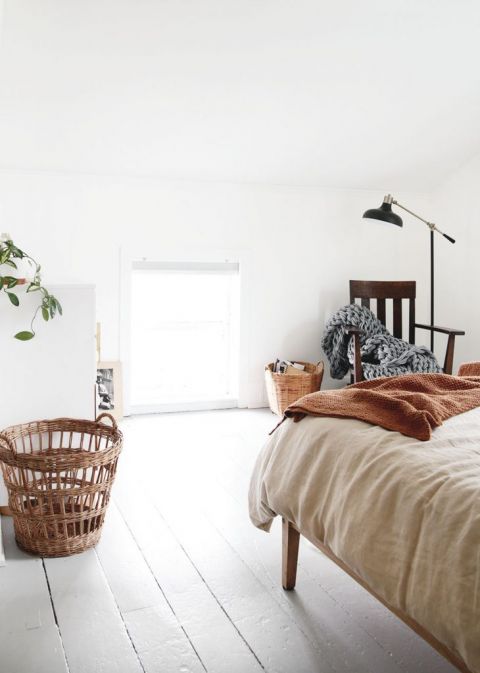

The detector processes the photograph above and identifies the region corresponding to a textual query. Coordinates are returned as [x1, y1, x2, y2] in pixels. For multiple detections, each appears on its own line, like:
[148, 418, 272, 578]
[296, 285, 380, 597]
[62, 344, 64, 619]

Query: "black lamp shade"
[363, 202, 403, 227]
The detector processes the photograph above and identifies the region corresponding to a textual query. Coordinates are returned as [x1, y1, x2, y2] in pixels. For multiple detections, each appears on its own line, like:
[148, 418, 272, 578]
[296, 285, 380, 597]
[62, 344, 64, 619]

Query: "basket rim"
[265, 361, 324, 375]
[0, 417, 122, 463]
[0, 416, 122, 440]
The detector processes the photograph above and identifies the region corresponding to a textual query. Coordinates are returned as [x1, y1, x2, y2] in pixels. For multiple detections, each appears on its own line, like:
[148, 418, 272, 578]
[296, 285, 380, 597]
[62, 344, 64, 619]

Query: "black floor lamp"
[362, 194, 455, 351]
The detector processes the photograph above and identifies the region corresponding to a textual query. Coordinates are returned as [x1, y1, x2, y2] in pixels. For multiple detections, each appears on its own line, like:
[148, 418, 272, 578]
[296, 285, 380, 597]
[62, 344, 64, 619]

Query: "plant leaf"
[14, 331, 35, 341]
[42, 306, 49, 321]
[7, 292, 19, 306]
[27, 283, 41, 293]
[9, 245, 24, 258]
[3, 275, 17, 288]
[4, 260, 17, 269]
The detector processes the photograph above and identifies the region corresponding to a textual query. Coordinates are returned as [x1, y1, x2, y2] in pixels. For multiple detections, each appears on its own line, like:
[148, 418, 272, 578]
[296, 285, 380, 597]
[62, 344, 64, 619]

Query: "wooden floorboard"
[0, 517, 68, 673]
[0, 409, 461, 673]
[96, 503, 206, 673]
[114, 484, 265, 673]
[44, 550, 144, 673]
[115, 482, 337, 673]
[1, 625, 70, 673]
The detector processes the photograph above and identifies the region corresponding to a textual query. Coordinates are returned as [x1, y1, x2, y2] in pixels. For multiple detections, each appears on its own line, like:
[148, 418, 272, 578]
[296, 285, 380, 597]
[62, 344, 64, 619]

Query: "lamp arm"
[393, 199, 455, 244]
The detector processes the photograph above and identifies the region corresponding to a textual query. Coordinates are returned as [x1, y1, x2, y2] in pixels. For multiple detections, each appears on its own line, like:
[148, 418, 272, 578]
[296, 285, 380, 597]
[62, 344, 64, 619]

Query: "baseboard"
[130, 399, 238, 414]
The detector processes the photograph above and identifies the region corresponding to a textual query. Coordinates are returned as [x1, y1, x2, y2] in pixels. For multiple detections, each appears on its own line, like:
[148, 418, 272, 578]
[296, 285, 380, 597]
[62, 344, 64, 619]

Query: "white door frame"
[119, 247, 250, 416]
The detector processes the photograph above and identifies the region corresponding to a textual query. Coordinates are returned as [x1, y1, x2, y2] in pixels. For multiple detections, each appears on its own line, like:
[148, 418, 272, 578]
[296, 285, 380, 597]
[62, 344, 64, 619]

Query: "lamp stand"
[393, 199, 455, 354]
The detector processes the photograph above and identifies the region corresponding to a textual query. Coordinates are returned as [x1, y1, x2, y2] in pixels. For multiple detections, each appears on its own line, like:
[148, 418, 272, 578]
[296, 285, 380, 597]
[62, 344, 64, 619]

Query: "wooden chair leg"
[443, 334, 456, 375]
[282, 518, 300, 590]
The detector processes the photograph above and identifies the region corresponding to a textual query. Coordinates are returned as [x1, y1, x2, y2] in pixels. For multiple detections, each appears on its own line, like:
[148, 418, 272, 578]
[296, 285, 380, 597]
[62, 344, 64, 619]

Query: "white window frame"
[120, 248, 250, 416]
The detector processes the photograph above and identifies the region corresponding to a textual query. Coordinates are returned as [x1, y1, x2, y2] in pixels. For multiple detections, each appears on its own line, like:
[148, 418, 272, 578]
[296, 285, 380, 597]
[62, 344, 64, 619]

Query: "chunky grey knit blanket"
[322, 304, 441, 380]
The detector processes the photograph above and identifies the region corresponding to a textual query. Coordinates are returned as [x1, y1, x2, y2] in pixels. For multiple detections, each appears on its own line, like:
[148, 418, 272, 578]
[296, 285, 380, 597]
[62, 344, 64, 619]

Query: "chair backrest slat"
[409, 299, 416, 344]
[349, 280, 416, 344]
[376, 298, 386, 325]
[393, 299, 403, 338]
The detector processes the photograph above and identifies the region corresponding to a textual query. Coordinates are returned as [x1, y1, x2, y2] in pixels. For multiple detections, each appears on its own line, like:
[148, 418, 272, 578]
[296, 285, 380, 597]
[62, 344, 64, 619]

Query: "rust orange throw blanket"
[284, 373, 480, 441]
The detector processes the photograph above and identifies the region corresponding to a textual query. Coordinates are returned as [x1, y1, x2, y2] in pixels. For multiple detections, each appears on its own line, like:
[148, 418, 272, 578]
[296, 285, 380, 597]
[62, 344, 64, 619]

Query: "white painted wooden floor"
[0, 409, 458, 673]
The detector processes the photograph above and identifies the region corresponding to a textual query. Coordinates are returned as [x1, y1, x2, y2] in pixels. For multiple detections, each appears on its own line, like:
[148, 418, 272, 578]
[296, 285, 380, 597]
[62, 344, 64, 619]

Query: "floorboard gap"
[112, 502, 209, 673]
[41, 558, 71, 673]
[94, 549, 148, 673]
[148, 502, 266, 672]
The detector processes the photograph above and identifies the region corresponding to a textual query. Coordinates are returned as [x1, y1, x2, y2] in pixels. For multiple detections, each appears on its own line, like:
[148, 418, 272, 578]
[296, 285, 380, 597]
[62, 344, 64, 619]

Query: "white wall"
[429, 154, 480, 367]
[0, 171, 433, 405]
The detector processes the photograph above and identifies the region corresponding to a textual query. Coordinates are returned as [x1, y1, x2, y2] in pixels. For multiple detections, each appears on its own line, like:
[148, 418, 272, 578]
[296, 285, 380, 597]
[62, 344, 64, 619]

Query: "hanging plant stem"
[0, 237, 62, 340]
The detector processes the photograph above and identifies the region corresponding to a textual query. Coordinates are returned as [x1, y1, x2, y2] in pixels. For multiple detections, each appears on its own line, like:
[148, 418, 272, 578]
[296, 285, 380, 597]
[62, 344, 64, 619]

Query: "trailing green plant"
[0, 237, 62, 340]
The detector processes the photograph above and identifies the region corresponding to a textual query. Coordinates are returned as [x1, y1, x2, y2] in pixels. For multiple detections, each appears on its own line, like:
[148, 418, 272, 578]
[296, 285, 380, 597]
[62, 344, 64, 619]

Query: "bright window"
[130, 262, 239, 411]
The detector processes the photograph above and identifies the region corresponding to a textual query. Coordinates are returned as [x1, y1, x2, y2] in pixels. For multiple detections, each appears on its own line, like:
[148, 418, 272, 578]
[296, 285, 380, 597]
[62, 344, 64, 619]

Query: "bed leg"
[282, 518, 300, 590]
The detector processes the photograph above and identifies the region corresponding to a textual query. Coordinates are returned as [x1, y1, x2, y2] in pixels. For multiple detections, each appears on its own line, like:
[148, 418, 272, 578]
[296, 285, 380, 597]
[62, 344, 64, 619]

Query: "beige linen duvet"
[249, 407, 480, 672]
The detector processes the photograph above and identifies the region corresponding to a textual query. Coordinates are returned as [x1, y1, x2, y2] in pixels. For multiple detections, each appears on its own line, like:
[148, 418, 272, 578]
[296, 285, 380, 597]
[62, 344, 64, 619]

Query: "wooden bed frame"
[281, 518, 472, 673]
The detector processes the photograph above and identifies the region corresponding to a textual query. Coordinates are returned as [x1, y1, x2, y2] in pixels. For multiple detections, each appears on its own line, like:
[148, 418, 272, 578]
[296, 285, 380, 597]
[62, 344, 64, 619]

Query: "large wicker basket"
[265, 361, 324, 416]
[0, 413, 122, 558]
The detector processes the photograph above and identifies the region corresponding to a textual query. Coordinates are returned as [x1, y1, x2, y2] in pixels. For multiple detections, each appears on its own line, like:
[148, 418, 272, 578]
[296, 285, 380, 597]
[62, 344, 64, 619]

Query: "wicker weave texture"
[0, 413, 122, 557]
[265, 361, 324, 416]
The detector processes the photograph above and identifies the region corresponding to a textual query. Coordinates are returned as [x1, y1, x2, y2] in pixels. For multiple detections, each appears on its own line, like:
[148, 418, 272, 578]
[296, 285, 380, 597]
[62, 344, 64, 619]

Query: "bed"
[249, 406, 480, 673]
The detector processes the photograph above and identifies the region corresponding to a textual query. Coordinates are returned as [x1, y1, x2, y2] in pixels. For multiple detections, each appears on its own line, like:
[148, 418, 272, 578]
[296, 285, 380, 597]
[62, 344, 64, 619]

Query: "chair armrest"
[415, 324, 464, 374]
[414, 323, 465, 336]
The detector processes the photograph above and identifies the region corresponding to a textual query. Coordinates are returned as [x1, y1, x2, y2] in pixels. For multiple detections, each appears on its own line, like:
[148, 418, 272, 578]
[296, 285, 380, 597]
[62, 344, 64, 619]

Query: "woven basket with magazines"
[0, 413, 122, 558]
[265, 361, 324, 416]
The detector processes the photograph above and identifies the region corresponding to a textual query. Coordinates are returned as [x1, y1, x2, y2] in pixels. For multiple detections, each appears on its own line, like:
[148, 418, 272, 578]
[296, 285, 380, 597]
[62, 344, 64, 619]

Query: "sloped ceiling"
[0, 0, 479, 189]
